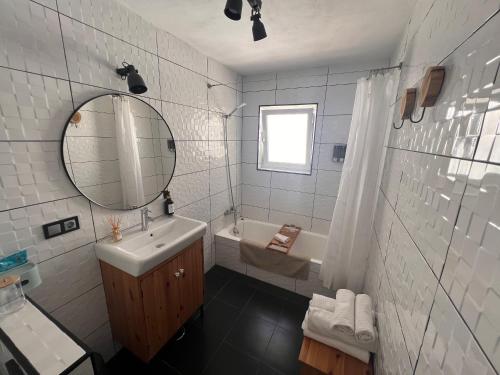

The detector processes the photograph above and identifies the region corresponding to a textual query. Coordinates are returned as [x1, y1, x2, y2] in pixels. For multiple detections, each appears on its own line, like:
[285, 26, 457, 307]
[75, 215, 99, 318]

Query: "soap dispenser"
[164, 190, 175, 216]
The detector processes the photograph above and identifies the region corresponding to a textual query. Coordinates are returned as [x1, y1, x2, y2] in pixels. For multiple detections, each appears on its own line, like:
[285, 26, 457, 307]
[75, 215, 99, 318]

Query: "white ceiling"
[119, 0, 414, 75]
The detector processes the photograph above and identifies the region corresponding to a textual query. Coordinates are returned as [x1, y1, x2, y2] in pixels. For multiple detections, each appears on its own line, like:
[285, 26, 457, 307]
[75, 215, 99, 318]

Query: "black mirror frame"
[60, 93, 177, 211]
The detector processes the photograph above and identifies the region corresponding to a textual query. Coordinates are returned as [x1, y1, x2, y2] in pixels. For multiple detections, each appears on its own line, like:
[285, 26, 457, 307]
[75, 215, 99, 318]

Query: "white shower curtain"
[319, 71, 399, 292]
[113, 96, 145, 209]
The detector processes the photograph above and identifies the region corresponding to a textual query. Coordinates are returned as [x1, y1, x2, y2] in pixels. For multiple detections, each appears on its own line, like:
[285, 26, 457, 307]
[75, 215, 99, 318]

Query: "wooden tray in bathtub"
[266, 224, 302, 254]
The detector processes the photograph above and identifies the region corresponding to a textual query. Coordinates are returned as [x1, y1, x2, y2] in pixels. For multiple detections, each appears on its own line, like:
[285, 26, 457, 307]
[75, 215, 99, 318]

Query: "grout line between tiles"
[241, 113, 352, 118]
[264, 72, 278, 222]
[434, 281, 500, 375]
[36, 240, 97, 265]
[206, 58, 214, 267]
[239, 203, 331, 225]
[379, 165, 499, 374]
[155, 29, 169, 195]
[48, 282, 103, 314]
[242, 81, 358, 94]
[0, 139, 61, 143]
[0, 67, 232, 116]
[372, 226, 414, 368]
[311, 66, 331, 231]
[411, 281, 439, 374]
[57, 12, 157, 55]
[81, 320, 110, 342]
[385, 145, 488, 165]
[30, 0, 57, 11]
[88, 199, 99, 243]
[0, 194, 83, 214]
[415, 164, 498, 374]
[240, 161, 343, 173]
[0, 64, 68, 82]
[240, 139, 352, 145]
[197, 276, 257, 374]
[241, 183, 338, 197]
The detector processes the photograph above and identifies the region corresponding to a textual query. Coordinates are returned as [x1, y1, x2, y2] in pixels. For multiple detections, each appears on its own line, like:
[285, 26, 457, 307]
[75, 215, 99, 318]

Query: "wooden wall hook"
[419, 66, 445, 107]
[400, 88, 417, 119]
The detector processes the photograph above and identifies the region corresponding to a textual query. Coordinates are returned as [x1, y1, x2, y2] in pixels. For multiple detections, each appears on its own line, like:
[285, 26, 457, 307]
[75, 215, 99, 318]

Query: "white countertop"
[0, 300, 87, 375]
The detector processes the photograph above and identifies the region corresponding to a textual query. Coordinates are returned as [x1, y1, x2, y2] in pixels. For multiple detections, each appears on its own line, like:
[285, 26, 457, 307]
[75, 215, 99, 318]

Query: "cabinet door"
[141, 257, 181, 357]
[177, 239, 204, 323]
[101, 261, 150, 361]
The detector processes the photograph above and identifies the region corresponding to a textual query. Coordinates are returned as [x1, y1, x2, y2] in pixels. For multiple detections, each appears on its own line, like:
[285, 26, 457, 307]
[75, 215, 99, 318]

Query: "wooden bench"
[298, 337, 373, 375]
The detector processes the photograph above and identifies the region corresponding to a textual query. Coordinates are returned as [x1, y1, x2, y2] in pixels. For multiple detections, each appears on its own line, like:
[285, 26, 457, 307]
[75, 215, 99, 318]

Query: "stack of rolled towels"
[301, 289, 377, 364]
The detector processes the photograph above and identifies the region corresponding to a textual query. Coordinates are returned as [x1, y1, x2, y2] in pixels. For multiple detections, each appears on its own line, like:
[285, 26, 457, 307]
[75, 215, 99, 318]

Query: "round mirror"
[62, 94, 176, 210]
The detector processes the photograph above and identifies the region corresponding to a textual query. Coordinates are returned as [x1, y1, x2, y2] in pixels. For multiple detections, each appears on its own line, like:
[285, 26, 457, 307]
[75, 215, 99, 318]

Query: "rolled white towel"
[274, 233, 289, 243]
[355, 294, 375, 343]
[309, 294, 336, 313]
[307, 306, 336, 334]
[332, 289, 355, 336]
[302, 311, 379, 354]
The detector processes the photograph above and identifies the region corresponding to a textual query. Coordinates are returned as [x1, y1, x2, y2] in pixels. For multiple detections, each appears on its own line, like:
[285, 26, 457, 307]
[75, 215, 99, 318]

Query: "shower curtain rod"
[369, 62, 403, 75]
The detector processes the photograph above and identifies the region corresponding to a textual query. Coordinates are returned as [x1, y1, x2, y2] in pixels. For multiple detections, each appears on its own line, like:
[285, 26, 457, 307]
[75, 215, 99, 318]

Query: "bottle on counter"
[164, 190, 175, 216]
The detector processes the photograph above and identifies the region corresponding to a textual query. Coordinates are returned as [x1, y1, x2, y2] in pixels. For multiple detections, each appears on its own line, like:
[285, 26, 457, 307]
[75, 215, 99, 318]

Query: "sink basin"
[95, 215, 207, 277]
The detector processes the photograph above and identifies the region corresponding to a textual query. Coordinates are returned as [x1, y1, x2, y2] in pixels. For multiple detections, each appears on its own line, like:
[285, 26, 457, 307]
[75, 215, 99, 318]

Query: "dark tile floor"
[106, 266, 310, 375]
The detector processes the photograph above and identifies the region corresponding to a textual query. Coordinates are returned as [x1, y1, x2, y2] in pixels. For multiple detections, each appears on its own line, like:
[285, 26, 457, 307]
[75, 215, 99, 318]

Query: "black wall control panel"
[42, 216, 80, 239]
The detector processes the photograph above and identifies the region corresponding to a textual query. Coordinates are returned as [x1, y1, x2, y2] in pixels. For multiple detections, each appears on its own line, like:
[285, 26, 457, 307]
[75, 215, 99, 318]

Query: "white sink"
[95, 215, 207, 277]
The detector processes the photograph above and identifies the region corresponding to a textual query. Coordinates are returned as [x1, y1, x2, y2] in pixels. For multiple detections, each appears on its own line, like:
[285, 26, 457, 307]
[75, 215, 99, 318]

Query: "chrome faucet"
[140, 207, 154, 231]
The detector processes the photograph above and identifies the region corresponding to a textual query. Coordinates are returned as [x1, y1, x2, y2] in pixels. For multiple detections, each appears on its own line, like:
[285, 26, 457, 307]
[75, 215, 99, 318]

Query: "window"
[257, 104, 317, 175]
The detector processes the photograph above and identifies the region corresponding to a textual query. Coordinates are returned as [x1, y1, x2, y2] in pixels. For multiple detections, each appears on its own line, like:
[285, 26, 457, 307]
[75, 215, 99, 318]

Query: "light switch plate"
[63, 218, 78, 231]
[46, 224, 62, 237]
[42, 216, 80, 239]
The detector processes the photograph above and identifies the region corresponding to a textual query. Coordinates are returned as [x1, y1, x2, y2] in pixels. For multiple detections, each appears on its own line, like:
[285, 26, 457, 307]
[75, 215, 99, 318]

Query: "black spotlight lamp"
[224, 0, 268, 41]
[224, 0, 243, 20]
[251, 10, 267, 41]
[116, 62, 148, 94]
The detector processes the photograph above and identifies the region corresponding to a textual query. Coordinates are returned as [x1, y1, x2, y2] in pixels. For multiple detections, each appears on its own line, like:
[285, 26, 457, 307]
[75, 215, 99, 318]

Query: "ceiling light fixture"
[116, 62, 148, 94]
[224, 0, 267, 41]
[224, 0, 243, 20]
[251, 9, 267, 41]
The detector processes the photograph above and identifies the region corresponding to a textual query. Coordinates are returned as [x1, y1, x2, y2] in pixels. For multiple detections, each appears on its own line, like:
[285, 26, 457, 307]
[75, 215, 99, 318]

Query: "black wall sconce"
[224, 0, 267, 41]
[116, 62, 148, 94]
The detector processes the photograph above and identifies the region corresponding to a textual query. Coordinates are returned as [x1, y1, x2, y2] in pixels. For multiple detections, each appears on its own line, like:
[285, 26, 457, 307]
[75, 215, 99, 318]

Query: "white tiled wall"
[0, 0, 241, 362]
[364, 1, 500, 374]
[240, 62, 388, 234]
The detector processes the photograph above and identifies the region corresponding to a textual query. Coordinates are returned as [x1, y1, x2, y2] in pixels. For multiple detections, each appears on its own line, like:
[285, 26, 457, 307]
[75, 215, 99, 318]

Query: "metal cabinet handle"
[174, 271, 180, 278]
[179, 268, 185, 275]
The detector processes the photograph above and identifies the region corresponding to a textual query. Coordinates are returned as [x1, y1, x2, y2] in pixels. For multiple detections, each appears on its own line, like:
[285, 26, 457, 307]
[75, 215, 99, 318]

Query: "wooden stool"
[298, 337, 373, 375]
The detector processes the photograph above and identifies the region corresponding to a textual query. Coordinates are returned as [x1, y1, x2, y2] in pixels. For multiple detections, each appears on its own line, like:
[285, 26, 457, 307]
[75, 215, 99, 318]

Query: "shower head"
[225, 103, 247, 118]
[234, 102, 247, 111]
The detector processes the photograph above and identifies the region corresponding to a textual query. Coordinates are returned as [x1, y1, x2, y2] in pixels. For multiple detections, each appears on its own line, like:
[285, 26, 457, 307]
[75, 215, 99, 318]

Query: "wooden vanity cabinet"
[100, 239, 204, 362]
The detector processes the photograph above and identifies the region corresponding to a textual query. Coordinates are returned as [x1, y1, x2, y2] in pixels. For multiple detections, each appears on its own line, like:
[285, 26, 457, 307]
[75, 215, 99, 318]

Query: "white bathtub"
[215, 218, 335, 298]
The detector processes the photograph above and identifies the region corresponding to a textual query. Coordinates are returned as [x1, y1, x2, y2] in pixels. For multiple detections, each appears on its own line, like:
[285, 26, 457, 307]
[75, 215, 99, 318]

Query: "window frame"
[257, 103, 318, 176]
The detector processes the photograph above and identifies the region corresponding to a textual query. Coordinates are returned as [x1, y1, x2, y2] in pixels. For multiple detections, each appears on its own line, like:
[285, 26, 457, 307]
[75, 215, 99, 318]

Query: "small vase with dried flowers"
[107, 216, 122, 242]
